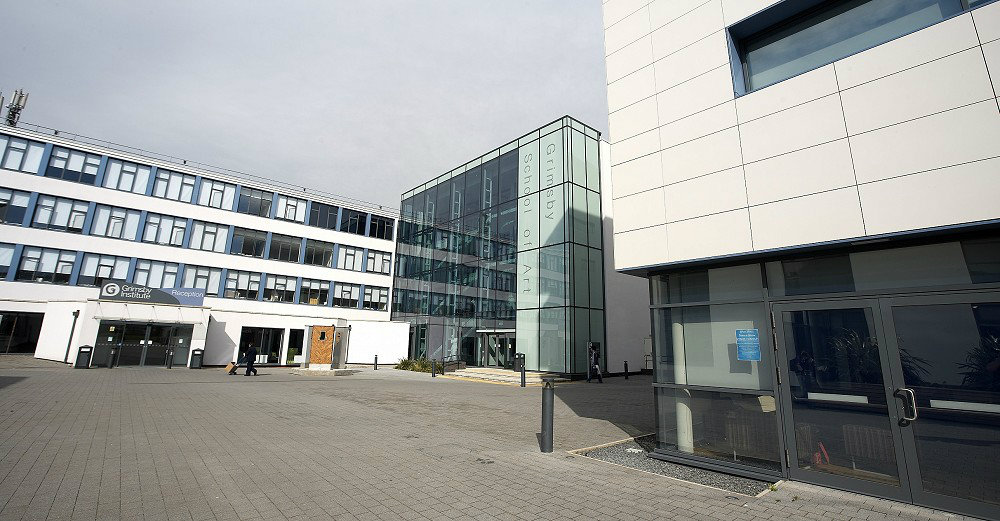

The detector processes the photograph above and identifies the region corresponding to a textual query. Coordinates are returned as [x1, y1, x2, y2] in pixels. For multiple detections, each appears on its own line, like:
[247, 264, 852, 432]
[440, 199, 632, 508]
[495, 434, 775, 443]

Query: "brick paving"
[0, 356, 982, 520]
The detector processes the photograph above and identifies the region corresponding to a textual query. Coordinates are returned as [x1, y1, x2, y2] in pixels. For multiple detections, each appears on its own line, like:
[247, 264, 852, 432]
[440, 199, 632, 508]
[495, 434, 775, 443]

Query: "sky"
[0, 1, 609, 210]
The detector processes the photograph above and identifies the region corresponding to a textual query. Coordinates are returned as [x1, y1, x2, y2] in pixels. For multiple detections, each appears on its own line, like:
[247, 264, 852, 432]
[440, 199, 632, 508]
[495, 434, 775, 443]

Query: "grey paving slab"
[0, 358, 984, 520]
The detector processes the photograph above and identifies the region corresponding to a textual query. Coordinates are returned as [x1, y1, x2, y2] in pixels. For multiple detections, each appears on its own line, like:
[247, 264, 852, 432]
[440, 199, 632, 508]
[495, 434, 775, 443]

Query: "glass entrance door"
[143, 324, 172, 366]
[478, 332, 516, 368]
[774, 295, 1000, 519]
[117, 323, 148, 366]
[773, 300, 912, 501]
[881, 292, 1000, 520]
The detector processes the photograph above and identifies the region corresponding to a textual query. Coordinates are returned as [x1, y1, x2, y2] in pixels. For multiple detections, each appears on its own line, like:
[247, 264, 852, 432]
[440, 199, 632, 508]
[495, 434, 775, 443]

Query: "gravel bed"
[580, 435, 774, 496]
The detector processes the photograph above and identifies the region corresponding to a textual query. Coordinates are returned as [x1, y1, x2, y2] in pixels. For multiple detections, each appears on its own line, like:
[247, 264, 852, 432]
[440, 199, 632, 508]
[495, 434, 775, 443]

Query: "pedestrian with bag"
[244, 342, 258, 377]
[587, 343, 603, 383]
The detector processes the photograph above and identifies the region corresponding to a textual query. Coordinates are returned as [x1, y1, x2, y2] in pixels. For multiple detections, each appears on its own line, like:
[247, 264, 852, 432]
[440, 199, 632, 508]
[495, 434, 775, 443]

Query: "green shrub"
[394, 358, 433, 373]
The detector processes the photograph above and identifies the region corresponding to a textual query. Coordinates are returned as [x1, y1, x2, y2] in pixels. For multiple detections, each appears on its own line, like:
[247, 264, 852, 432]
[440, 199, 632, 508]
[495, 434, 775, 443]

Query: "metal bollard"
[624, 360, 629, 380]
[520, 363, 526, 388]
[374, 354, 378, 370]
[166, 349, 174, 369]
[431, 359, 436, 377]
[541, 379, 554, 453]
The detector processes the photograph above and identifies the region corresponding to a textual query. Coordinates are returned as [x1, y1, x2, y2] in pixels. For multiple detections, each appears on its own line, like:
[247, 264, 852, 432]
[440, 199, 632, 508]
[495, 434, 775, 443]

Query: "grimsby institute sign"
[99, 282, 205, 306]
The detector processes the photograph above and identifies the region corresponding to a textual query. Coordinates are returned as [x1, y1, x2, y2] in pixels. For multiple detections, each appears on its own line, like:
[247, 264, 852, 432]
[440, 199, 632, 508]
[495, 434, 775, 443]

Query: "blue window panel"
[224, 225, 235, 253]
[263, 232, 273, 259]
[144, 166, 158, 196]
[182, 218, 194, 248]
[82, 202, 97, 235]
[257, 273, 266, 301]
[94, 156, 110, 187]
[176, 263, 187, 287]
[21, 193, 39, 227]
[357, 283, 365, 309]
[326, 280, 334, 306]
[35, 143, 53, 176]
[218, 268, 229, 296]
[293, 276, 303, 304]
[191, 176, 203, 206]
[68, 252, 85, 286]
[365, 213, 373, 237]
[232, 184, 242, 212]
[298, 238, 307, 264]
[125, 258, 138, 283]
[136, 211, 149, 243]
[361, 248, 369, 273]
[5, 245, 24, 281]
[269, 192, 279, 219]
[335, 206, 343, 232]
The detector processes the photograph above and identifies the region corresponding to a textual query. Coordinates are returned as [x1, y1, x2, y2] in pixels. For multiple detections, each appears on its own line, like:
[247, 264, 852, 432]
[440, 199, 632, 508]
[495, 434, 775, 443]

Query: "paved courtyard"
[0, 357, 981, 520]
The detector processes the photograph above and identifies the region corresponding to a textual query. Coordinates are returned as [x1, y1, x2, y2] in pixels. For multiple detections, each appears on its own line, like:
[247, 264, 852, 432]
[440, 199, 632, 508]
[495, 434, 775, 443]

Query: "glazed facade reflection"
[393, 117, 605, 373]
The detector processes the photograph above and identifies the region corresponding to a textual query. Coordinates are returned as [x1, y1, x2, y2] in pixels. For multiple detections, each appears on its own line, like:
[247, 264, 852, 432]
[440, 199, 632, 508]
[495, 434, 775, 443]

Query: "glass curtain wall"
[393, 117, 604, 372]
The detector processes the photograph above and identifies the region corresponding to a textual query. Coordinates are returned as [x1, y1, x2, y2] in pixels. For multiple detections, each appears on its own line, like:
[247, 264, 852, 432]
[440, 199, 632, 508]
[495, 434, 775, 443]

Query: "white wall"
[604, 0, 1000, 270]
[600, 140, 652, 373]
[344, 320, 409, 365]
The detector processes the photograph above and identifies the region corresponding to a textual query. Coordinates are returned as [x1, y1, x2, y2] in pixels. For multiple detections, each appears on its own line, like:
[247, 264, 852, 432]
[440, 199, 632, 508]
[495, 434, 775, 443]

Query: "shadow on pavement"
[553, 374, 655, 438]
[0, 376, 27, 391]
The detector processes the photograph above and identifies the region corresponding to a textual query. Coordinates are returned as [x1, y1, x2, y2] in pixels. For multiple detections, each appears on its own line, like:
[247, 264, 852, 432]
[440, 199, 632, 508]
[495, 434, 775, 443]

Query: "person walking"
[244, 343, 258, 376]
[587, 344, 603, 383]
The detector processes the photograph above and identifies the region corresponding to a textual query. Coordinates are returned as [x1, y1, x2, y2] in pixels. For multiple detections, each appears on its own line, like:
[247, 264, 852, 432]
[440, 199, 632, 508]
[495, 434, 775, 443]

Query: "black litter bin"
[75, 346, 93, 368]
[190, 349, 204, 369]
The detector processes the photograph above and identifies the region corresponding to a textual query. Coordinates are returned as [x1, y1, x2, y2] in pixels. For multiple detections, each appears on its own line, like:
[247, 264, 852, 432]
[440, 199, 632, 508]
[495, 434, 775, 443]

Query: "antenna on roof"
[4, 89, 29, 127]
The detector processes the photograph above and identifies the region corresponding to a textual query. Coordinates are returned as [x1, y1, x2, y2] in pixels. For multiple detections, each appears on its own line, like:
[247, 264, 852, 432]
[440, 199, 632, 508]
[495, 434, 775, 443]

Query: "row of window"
[0, 134, 395, 240]
[0, 189, 394, 275]
[0, 243, 390, 311]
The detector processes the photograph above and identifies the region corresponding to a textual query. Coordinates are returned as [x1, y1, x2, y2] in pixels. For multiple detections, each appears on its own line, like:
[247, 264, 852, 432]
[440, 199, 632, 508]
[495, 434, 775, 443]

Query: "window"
[32, 195, 89, 233]
[197, 178, 236, 209]
[182, 265, 222, 295]
[0, 243, 14, 279]
[45, 146, 100, 184]
[276, 195, 306, 222]
[308, 201, 339, 230]
[303, 239, 335, 267]
[340, 209, 367, 235]
[151, 169, 196, 203]
[90, 205, 141, 240]
[300, 278, 329, 305]
[236, 187, 272, 217]
[268, 234, 301, 262]
[224, 270, 261, 300]
[366, 250, 392, 275]
[736, 0, 964, 92]
[369, 215, 395, 240]
[230, 228, 267, 257]
[15, 247, 76, 284]
[142, 213, 187, 247]
[133, 260, 179, 289]
[337, 245, 363, 271]
[332, 282, 361, 308]
[78, 253, 130, 286]
[189, 221, 228, 253]
[103, 159, 151, 194]
[0, 188, 30, 225]
[264, 274, 296, 302]
[0, 135, 45, 173]
[363, 285, 389, 311]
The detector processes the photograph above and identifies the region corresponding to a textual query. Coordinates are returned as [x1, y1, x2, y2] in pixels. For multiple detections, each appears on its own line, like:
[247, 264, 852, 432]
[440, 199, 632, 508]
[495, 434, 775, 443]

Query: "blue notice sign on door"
[736, 329, 761, 362]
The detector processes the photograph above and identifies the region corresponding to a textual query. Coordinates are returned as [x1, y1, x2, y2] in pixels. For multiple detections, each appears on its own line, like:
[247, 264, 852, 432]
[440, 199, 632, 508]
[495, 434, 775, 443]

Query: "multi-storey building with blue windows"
[0, 124, 408, 367]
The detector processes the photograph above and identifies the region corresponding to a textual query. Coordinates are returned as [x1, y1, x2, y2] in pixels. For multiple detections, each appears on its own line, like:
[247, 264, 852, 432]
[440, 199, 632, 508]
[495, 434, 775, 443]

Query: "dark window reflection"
[782, 254, 855, 296]
[963, 238, 1000, 284]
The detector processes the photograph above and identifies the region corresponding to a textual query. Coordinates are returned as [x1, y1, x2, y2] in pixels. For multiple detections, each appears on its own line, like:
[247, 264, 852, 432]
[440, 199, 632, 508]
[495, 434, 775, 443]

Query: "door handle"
[894, 388, 918, 425]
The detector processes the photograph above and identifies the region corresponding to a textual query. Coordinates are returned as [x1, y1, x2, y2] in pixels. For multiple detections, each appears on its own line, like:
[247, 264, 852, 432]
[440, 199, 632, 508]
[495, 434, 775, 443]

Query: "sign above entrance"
[99, 283, 205, 307]
[736, 328, 761, 362]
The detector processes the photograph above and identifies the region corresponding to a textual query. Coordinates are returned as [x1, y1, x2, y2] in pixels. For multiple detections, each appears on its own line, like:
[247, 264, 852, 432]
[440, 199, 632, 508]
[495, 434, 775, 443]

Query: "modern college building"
[392, 116, 649, 374]
[603, 0, 1000, 518]
[0, 124, 408, 368]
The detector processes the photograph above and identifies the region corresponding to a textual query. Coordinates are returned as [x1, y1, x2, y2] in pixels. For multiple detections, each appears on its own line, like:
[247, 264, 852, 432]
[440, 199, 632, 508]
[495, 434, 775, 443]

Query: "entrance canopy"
[90, 300, 209, 325]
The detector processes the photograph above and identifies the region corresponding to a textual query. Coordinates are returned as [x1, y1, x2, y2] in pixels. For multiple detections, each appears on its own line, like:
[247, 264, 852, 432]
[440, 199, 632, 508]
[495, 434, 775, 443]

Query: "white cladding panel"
[603, 0, 1000, 270]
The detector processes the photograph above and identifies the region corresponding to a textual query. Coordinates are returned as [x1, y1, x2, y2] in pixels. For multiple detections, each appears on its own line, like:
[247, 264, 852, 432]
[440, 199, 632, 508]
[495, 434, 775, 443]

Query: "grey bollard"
[431, 359, 436, 377]
[624, 360, 629, 380]
[520, 363, 526, 388]
[541, 379, 554, 453]
[374, 354, 378, 370]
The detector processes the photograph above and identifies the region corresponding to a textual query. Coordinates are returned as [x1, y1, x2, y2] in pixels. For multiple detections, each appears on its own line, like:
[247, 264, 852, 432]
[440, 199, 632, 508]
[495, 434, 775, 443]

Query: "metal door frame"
[877, 290, 1000, 520]
[771, 297, 914, 502]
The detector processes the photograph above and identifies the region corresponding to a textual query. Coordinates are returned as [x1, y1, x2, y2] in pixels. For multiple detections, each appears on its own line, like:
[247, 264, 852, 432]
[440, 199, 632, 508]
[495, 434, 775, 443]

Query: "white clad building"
[0, 124, 408, 368]
[603, 0, 1000, 518]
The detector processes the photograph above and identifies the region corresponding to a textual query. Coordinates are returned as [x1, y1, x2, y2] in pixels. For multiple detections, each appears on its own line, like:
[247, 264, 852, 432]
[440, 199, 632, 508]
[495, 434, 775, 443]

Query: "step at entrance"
[445, 367, 569, 385]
